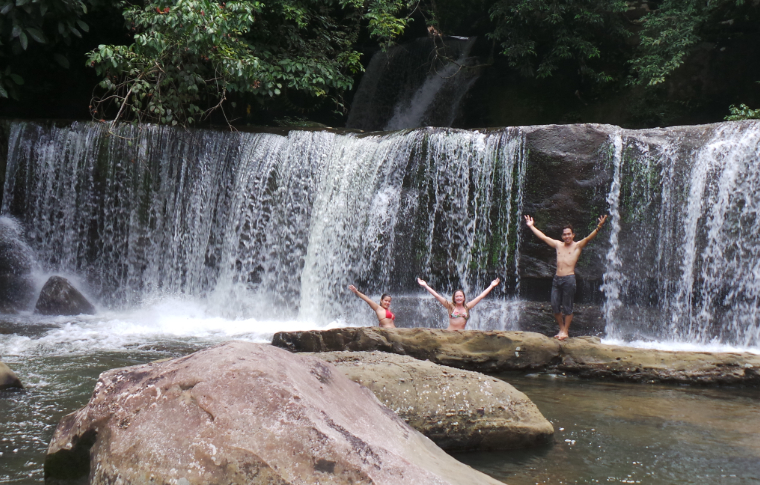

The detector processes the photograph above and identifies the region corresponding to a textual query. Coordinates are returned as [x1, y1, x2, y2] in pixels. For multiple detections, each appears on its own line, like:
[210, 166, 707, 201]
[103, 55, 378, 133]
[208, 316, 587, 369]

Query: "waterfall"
[2, 122, 525, 328]
[346, 37, 481, 131]
[602, 121, 760, 348]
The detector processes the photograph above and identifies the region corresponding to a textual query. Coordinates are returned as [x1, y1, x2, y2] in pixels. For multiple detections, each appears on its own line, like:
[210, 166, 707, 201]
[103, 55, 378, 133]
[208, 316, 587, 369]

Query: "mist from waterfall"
[2, 122, 525, 332]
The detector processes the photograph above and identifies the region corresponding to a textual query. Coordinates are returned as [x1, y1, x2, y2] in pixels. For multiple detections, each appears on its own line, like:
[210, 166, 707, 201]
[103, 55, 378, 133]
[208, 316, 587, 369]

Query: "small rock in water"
[34, 276, 95, 316]
[0, 361, 23, 390]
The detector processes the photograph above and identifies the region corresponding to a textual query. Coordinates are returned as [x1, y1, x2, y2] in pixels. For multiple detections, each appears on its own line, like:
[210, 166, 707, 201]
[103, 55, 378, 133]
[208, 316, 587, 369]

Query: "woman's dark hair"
[562, 224, 574, 234]
[380, 293, 391, 301]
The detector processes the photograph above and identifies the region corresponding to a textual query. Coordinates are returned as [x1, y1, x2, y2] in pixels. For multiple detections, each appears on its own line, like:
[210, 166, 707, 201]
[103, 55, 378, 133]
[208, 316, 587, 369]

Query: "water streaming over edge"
[2, 122, 525, 332]
[601, 121, 760, 348]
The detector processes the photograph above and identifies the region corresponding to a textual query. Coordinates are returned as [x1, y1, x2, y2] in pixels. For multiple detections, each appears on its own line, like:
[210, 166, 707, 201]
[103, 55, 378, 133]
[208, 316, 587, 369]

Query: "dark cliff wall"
[518, 124, 615, 303]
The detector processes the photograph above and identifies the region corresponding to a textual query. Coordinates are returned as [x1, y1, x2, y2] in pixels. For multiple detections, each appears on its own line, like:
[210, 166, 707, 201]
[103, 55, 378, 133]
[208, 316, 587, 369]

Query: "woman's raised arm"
[466, 278, 501, 308]
[349, 285, 379, 311]
[417, 278, 450, 308]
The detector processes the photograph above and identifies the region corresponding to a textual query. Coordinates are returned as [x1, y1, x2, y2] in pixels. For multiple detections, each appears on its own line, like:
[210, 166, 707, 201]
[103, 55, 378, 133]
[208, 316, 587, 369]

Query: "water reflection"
[453, 374, 760, 484]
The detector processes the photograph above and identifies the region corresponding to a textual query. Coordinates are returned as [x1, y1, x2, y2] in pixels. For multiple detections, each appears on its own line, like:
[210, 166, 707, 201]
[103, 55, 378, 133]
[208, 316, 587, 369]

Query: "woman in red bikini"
[416, 277, 501, 330]
[348, 285, 396, 328]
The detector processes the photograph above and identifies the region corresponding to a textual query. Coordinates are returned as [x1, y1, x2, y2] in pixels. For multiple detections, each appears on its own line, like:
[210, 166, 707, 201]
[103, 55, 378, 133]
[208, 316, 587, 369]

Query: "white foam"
[0, 297, 357, 357]
[601, 337, 760, 355]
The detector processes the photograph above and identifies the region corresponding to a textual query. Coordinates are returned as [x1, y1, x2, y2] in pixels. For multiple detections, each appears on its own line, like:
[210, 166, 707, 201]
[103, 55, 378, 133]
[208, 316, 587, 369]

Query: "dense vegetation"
[1, 0, 759, 127]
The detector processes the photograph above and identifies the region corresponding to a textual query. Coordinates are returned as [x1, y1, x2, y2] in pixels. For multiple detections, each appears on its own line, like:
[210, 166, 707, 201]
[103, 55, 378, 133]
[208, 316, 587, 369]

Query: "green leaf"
[40, 3, 47, 16]
[9, 73, 23, 85]
[19, 31, 28, 50]
[77, 20, 89, 33]
[53, 53, 70, 69]
[0, 84, 8, 98]
[15, 0, 29, 6]
[26, 28, 46, 44]
[1, 3, 13, 15]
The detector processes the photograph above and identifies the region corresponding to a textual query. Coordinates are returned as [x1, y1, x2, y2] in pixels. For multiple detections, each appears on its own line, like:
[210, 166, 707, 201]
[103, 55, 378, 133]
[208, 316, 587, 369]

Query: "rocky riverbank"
[273, 328, 760, 386]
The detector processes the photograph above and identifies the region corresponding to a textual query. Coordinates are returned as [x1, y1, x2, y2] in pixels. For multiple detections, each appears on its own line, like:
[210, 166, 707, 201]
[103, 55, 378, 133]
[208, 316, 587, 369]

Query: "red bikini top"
[385, 309, 395, 320]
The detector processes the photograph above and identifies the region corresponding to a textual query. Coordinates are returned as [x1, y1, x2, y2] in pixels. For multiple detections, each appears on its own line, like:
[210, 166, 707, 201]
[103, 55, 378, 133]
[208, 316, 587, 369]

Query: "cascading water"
[2, 121, 525, 333]
[346, 37, 481, 131]
[602, 121, 760, 349]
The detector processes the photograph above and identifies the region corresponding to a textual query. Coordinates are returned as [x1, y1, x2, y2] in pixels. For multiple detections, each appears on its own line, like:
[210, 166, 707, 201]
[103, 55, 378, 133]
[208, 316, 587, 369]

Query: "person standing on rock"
[524, 214, 608, 340]
[348, 285, 396, 328]
[416, 278, 501, 330]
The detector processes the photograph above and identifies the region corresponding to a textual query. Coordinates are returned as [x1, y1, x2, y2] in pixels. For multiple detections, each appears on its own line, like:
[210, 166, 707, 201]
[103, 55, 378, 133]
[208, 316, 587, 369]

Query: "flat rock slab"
[272, 328, 760, 386]
[273, 327, 561, 373]
[0, 361, 22, 390]
[45, 341, 502, 485]
[559, 336, 760, 384]
[309, 351, 554, 451]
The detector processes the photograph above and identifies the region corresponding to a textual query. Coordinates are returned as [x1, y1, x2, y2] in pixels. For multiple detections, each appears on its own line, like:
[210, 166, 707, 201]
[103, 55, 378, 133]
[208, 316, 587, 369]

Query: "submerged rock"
[45, 341, 502, 485]
[311, 351, 554, 451]
[34, 276, 95, 316]
[0, 361, 23, 390]
[0, 217, 36, 313]
[273, 328, 760, 385]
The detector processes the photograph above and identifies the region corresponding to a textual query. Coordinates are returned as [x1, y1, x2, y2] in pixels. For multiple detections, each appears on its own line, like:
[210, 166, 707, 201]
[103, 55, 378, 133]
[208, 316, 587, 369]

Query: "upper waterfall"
[346, 37, 481, 131]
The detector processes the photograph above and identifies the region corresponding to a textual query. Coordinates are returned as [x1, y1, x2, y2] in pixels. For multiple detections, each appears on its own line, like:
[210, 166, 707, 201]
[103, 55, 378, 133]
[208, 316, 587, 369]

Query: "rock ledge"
[272, 328, 760, 386]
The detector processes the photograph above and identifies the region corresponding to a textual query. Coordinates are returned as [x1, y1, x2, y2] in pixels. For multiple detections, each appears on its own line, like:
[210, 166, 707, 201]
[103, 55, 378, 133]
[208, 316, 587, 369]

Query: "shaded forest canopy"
[1, 0, 759, 128]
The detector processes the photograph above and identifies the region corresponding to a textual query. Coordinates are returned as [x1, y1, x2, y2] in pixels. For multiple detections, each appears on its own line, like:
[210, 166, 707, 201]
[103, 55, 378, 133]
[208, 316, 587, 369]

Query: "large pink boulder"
[45, 341, 502, 485]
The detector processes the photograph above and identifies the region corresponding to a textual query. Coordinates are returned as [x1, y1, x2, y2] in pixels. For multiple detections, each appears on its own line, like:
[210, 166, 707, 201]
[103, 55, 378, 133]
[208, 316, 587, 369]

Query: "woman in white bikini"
[416, 277, 501, 330]
[348, 285, 396, 328]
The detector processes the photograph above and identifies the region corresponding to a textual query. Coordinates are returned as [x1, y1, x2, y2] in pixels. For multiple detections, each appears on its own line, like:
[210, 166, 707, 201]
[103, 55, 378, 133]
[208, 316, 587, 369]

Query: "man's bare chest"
[556, 245, 580, 260]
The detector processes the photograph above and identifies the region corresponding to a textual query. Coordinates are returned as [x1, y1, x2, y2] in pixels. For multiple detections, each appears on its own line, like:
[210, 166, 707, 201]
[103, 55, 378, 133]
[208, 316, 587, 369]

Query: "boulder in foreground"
[34, 276, 95, 316]
[311, 351, 554, 450]
[0, 361, 22, 390]
[45, 341, 502, 485]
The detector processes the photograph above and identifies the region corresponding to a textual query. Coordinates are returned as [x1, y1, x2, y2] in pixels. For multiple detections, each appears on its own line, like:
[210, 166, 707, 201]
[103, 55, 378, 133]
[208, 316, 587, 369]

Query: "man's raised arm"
[578, 215, 609, 248]
[524, 215, 559, 248]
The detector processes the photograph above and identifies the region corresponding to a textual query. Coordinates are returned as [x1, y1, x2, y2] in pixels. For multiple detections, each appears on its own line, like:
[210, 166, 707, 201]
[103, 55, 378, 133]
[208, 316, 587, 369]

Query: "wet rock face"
[34, 276, 95, 316]
[0, 361, 23, 390]
[310, 351, 554, 451]
[520, 124, 615, 302]
[0, 217, 36, 313]
[45, 341, 502, 485]
[273, 328, 760, 386]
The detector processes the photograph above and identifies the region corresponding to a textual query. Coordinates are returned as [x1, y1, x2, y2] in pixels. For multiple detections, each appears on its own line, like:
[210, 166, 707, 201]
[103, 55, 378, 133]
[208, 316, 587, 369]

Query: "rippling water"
[455, 374, 760, 485]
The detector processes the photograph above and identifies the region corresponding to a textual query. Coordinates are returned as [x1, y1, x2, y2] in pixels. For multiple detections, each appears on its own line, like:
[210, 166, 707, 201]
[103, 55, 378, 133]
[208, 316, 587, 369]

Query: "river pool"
[2, 316, 759, 484]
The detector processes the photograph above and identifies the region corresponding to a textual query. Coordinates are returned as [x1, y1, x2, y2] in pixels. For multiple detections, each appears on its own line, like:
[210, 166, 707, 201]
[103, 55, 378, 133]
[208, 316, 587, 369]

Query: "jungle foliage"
[1, 0, 758, 125]
[87, 0, 417, 126]
[487, 0, 630, 83]
[0, 0, 99, 99]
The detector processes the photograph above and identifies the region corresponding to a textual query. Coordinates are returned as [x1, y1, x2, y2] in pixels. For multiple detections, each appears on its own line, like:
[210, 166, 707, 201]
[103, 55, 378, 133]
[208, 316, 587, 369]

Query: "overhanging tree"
[88, 0, 416, 126]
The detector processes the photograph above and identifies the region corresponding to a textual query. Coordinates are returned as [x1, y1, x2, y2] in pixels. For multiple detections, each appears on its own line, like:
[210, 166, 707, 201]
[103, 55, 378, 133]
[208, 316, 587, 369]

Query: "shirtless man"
[524, 214, 608, 340]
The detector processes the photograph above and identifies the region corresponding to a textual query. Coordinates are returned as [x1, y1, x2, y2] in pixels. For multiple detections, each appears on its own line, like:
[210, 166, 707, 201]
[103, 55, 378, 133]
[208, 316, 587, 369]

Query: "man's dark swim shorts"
[551, 274, 576, 315]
